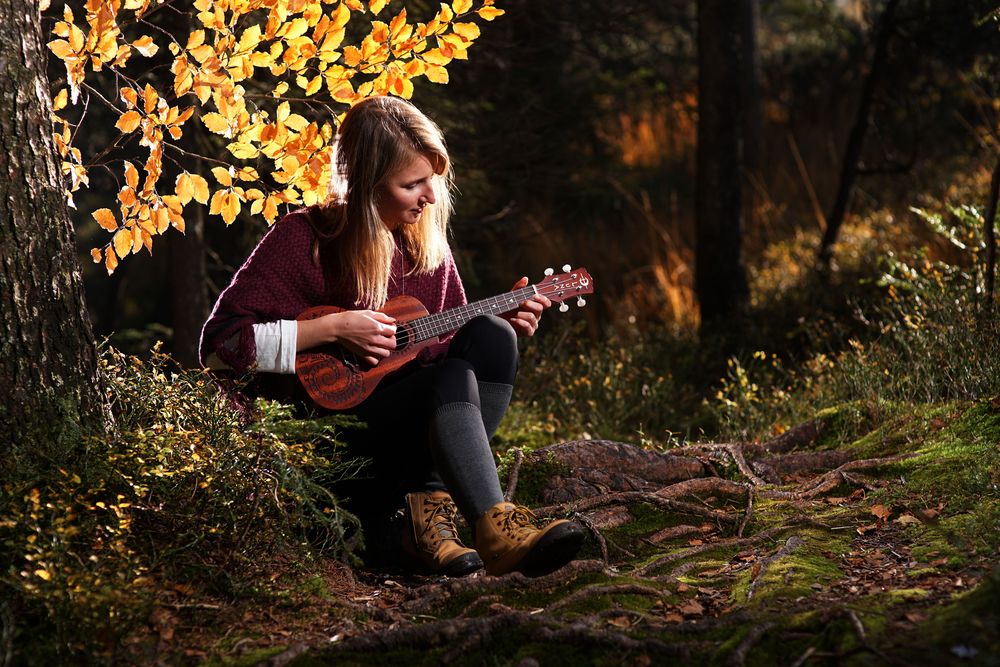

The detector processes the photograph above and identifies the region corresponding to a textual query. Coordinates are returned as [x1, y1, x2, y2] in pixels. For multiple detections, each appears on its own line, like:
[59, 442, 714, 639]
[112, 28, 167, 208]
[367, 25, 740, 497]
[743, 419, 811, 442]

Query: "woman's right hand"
[298, 310, 396, 366]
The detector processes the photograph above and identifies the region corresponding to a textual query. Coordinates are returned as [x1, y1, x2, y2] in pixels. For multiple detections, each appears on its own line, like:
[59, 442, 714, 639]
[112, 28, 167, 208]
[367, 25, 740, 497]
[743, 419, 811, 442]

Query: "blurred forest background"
[69, 0, 1000, 443]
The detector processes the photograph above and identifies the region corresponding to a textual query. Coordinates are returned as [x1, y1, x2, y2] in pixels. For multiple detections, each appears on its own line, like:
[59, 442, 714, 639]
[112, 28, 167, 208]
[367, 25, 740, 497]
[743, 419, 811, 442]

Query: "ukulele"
[295, 266, 594, 410]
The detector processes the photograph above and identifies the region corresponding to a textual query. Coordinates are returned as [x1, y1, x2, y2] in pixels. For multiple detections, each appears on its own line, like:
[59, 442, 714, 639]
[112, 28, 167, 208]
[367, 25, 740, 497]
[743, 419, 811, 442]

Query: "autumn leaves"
[45, 0, 504, 274]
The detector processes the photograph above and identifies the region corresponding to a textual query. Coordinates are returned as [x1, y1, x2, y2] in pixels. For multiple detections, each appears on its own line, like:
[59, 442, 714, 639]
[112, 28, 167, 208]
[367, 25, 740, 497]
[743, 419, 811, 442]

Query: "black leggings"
[339, 315, 518, 515]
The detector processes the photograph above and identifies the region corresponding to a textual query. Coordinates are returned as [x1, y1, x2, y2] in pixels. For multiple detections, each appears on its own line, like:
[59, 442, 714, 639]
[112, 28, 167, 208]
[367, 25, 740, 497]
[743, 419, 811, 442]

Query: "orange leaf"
[113, 228, 132, 258]
[92, 208, 118, 232]
[424, 65, 449, 84]
[105, 246, 118, 274]
[190, 174, 209, 204]
[90, 247, 102, 263]
[452, 0, 472, 14]
[369, 0, 388, 14]
[175, 173, 194, 204]
[132, 35, 159, 57]
[211, 167, 233, 187]
[124, 162, 139, 190]
[116, 111, 142, 133]
[477, 6, 504, 20]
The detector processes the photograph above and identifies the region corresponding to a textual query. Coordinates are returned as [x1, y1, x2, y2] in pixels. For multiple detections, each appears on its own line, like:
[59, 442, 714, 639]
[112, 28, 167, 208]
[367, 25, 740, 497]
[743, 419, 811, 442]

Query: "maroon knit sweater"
[199, 206, 467, 402]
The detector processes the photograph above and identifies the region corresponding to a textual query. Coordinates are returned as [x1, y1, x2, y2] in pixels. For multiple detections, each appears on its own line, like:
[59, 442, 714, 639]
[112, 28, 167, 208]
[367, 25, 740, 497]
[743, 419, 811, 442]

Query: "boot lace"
[498, 505, 540, 540]
[423, 496, 462, 545]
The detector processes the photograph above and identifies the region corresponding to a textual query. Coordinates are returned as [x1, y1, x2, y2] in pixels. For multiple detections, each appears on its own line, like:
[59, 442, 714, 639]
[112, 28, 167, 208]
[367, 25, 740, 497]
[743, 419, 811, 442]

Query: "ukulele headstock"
[536, 265, 594, 312]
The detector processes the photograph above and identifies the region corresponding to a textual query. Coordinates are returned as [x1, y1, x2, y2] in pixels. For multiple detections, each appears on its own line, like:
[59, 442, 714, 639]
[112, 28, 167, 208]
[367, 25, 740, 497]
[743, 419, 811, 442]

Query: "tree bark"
[818, 0, 900, 265]
[168, 204, 209, 367]
[983, 156, 1000, 310]
[695, 0, 750, 340]
[0, 0, 105, 471]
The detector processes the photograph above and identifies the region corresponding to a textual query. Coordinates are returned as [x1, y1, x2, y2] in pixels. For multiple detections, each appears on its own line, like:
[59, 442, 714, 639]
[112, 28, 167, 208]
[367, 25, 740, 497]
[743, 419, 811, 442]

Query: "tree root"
[574, 511, 610, 564]
[762, 454, 913, 500]
[634, 525, 792, 577]
[547, 583, 666, 612]
[504, 448, 524, 502]
[725, 622, 774, 667]
[746, 536, 804, 601]
[398, 560, 608, 615]
[535, 491, 737, 526]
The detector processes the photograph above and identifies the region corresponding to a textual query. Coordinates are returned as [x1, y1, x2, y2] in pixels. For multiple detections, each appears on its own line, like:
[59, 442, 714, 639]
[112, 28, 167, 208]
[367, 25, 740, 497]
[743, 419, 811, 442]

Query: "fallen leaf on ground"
[679, 600, 704, 616]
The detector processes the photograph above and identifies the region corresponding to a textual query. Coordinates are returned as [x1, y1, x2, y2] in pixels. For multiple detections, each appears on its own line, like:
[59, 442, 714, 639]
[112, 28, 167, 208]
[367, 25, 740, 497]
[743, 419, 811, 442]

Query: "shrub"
[0, 345, 360, 661]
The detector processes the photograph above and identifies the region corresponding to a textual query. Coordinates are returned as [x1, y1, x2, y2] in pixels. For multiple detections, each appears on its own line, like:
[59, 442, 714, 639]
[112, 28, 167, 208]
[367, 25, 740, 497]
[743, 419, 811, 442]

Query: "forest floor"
[131, 401, 1000, 666]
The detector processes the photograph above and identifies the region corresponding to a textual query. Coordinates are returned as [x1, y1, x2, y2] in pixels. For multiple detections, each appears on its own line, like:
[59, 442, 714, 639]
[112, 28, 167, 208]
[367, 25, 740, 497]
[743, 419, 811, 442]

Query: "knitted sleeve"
[199, 211, 321, 373]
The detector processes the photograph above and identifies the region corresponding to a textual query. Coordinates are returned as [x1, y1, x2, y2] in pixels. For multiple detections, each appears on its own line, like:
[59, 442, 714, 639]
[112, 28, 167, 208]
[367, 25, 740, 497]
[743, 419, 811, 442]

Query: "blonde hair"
[318, 96, 454, 309]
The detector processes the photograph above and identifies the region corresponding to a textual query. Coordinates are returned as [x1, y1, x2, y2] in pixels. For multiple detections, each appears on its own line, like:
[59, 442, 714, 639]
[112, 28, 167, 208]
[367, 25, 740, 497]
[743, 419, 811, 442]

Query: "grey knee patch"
[477, 381, 513, 441]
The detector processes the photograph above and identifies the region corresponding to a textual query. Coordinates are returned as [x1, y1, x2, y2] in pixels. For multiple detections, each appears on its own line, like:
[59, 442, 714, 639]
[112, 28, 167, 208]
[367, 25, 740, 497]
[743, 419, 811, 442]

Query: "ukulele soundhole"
[396, 322, 414, 350]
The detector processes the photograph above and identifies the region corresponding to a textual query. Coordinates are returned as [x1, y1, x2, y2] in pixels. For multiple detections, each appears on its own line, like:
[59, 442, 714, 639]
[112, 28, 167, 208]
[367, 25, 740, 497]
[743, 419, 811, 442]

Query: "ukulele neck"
[410, 286, 537, 342]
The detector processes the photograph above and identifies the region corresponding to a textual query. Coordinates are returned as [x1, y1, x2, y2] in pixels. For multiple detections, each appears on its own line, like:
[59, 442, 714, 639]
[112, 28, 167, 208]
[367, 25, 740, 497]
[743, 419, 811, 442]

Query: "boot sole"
[441, 551, 485, 577]
[518, 521, 585, 577]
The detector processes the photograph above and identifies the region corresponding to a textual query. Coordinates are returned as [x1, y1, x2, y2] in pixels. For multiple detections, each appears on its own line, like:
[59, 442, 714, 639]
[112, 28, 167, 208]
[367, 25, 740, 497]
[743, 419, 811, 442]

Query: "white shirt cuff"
[253, 319, 298, 374]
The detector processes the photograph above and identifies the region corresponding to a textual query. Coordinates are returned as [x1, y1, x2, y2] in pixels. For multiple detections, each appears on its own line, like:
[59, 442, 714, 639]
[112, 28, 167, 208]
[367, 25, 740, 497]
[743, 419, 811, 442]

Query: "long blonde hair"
[318, 96, 454, 309]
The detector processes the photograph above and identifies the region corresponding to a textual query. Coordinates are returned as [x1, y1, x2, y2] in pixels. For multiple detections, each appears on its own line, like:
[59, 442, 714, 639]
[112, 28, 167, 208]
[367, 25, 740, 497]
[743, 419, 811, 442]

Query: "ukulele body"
[295, 296, 436, 410]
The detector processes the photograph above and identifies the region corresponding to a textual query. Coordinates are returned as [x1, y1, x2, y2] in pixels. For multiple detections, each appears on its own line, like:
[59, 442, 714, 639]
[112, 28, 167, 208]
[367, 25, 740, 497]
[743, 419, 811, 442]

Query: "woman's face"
[377, 154, 437, 231]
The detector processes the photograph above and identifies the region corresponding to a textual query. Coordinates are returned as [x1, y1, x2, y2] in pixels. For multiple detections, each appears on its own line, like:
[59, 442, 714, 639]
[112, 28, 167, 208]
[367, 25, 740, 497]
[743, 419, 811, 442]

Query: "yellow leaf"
[124, 162, 139, 190]
[452, 22, 480, 41]
[305, 74, 323, 95]
[116, 111, 142, 133]
[371, 21, 389, 42]
[131, 225, 143, 254]
[421, 48, 451, 65]
[132, 35, 159, 57]
[47, 39, 73, 60]
[113, 228, 132, 259]
[452, 0, 472, 14]
[227, 142, 260, 159]
[209, 189, 225, 215]
[425, 65, 449, 84]
[120, 87, 138, 108]
[190, 174, 209, 204]
[34, 569, 51, 581]
[263, 195, 279, 223]
[211, 166, 233, 187]
[343, 45, 361, 67]
[105, 246, 118, 274]
[53, 89, 68, 111]
[219, 191, 240, 224]
[201, 112, 230, 135]
[283, 18, 309, 39]
[369, 0, 388, 14]
[119, 186, 136, 207]
[92, 208, 118, 231]
[153, 205, 170, 233]
[389, 8, 408, 39]
[477, 6, 504, 20]
[175, 173, 194, 204]
[141, 230, 153, 253]
[142, 84, 158, 114]
[90, 247, 102, 263]
[238, 24, 262, 51]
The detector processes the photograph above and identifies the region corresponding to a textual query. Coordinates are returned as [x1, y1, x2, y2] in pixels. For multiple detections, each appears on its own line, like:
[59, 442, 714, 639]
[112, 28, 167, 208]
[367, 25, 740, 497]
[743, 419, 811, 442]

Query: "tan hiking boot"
[474, 502, 584, 576]
[402, 491, 483, 576]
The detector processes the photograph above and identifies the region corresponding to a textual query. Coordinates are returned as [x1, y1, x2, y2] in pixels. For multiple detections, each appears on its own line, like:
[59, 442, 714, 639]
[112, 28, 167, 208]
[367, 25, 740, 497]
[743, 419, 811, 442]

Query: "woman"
[200, 95, 584, 577]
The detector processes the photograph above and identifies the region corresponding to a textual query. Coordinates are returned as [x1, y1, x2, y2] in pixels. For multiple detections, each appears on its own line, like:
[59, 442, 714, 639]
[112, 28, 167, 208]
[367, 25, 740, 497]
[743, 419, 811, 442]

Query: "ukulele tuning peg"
[559, 302, 569, 313]
[577, 297, 586, 307]
[544, 267, 554, 276]
[562, 264, 571, 272]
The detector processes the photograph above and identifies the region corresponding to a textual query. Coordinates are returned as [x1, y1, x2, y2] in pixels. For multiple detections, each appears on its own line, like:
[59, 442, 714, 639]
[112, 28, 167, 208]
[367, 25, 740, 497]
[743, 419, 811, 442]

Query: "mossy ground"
[77, 398, 998, 665]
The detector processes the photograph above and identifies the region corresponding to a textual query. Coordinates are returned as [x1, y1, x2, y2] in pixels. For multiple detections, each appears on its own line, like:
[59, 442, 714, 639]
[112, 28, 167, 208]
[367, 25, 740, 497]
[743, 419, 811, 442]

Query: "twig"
[790, 645, 817, 667]
[738, 486, 754, 538]
[726, 622, 774, 667]
[504, 448, 524, 502]
[574, 512, 609, 564]
[729, 445, 766, 486]
[747, 536, 804, 601]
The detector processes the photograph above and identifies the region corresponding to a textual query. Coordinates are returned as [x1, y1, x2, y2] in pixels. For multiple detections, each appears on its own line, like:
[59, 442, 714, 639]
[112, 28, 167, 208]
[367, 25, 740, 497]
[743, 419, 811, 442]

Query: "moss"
[498, 451, 572, 508]
[729, 535, 843, 607]
[886, 588, 932, 602]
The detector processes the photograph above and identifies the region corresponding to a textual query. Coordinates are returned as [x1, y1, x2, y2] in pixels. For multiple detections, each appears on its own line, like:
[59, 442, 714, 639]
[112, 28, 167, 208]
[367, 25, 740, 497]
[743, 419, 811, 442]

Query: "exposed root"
[737, 486, 754, 538]
[762, 454, 914, 500]
[726, 622, 774, 667]
[534, 491, 737, 526]
[547, 583, 665, 612]
[656, 477, 747, 500]
[504, 448, 524, 502]
[574, 511, 610, 564]
[398, 560, 608, 615]
[746, 536, 804, 601]
[634, 525, 791, 577]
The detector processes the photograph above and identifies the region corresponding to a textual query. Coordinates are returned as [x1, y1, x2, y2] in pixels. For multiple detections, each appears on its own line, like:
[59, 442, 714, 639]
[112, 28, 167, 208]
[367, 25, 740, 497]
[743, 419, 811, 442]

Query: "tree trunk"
[695, 0, 750, 340]
[0, 0, 105, 471]
[168, 204, 209, 367]
[818, 0, 900, 265]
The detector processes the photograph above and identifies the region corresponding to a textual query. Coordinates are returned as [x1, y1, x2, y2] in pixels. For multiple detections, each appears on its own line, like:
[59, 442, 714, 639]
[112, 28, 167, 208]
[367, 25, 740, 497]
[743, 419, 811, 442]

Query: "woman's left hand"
[506, 276, 552, 337]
